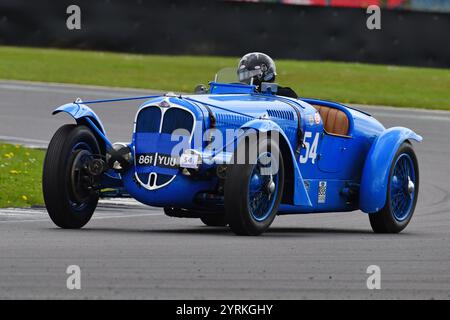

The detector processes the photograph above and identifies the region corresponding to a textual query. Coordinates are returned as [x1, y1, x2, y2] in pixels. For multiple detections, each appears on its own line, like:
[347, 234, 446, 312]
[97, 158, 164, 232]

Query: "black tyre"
[225, 135, 284, 236]
[42, 124, 101, 229]
[369, 142, 419, 233]
[200, 215, 228, 227]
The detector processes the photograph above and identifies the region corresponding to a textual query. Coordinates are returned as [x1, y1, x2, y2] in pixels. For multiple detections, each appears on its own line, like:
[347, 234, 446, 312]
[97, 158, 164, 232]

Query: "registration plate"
[136, 153, 179, 169]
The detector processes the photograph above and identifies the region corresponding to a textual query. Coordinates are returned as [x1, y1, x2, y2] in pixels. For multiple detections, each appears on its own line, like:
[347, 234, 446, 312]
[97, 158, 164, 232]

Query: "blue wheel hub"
[69, 142, 94, 211]
[247, 152, 279, 222]
[390, 153, 416, 221]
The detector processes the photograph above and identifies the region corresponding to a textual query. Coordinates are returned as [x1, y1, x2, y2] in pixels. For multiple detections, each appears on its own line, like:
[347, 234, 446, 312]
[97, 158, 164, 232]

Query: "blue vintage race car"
[43, 69, 421, 236]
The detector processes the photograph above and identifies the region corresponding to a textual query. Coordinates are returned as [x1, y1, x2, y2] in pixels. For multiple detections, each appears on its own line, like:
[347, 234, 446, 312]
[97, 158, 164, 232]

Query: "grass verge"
[0, 143, 45, 208]
[0, 46, 449, 109]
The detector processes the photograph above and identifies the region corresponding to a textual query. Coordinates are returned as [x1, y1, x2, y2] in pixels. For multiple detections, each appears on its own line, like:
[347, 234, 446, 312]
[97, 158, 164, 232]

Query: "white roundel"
[314, 112, 321, 125]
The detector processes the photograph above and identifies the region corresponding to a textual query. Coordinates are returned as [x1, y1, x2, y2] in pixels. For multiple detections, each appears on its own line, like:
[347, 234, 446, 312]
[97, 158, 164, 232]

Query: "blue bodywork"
[359, 127, 422, 213]
[53, 102, 111, 147]
[53, 82, 422, 215]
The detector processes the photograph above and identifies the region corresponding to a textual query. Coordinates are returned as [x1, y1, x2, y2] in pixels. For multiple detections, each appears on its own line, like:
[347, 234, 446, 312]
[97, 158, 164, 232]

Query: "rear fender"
[360, 127, 422, 213]
[241, 119, 312, 208]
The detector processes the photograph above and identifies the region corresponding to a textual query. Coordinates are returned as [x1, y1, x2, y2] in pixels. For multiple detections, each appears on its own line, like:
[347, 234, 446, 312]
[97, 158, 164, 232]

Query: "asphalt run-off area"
[0, 80, 449, 299]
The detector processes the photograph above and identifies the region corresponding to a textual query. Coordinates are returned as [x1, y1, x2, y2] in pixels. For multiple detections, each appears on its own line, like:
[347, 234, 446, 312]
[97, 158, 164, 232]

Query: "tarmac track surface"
[0, 80, 449, 299]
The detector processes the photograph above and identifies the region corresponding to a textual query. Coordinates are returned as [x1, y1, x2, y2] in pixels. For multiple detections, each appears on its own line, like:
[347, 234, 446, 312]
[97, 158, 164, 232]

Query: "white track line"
[1, 106, 448, 149]
[0, 80, 163, 96]
[99, 198, 145, 207]
[0, 79, 447, 115]
[0, 199, 158, 223]
[351, 104, 450, 115]
[0, 212, 163, 223]
[0, 135, 48, 148]
[371, 112, 450, 122]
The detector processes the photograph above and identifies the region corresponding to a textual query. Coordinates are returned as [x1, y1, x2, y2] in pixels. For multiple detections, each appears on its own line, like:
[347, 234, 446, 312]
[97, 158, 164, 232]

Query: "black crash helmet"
[237, 52, 277, 86]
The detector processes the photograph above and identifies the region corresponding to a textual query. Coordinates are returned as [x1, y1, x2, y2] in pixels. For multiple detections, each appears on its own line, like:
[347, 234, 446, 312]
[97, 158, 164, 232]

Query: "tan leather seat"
[313, 105, 349, 136]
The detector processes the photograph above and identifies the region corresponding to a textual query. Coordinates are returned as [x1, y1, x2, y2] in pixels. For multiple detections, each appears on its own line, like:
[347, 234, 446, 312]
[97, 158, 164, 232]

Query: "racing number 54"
[300, 132, 320, 164]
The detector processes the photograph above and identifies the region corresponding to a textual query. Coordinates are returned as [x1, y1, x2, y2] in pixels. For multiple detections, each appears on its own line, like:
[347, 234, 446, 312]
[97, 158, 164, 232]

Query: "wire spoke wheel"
[369, 142, 419, 233]
[225, 135, 284, 236]
[390, 153, 416, 221]
[248, 152, 279, 222]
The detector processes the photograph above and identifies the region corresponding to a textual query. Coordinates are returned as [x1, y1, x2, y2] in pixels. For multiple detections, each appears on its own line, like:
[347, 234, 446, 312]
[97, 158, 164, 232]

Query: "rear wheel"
[369, 142, 419, 233]
[42, 124, 101, 229]
[225, 135, 284, 236]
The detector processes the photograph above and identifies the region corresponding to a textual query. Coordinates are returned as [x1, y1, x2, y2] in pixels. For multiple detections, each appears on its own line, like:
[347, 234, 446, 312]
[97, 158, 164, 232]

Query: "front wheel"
[369, 142, 419, 233]
[225, 135, 284, 236]
[42, 124, 101, 229]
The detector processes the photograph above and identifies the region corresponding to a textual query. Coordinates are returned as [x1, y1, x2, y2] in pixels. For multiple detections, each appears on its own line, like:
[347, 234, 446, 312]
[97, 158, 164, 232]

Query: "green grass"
[0, 144, 45, 208]
[0, 46, 449, 109]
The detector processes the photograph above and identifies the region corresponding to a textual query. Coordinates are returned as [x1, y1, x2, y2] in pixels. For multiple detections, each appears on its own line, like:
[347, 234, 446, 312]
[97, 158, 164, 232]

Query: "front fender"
[53, 103, 111, 147]
[360, 127, 422, 213]
[242, 119, 312, 208]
